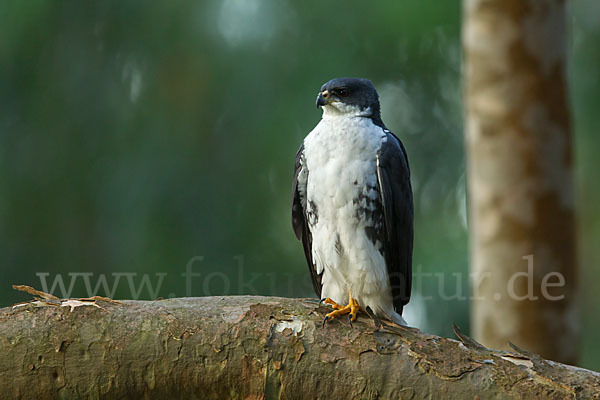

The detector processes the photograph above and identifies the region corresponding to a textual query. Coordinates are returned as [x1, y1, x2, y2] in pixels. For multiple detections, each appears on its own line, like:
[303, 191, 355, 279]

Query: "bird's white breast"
[303, 115, 384, 207]
[302, 114, 394, 318]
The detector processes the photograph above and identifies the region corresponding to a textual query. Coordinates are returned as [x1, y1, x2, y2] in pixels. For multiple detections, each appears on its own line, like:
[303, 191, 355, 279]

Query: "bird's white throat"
[321, 103, 372, 120]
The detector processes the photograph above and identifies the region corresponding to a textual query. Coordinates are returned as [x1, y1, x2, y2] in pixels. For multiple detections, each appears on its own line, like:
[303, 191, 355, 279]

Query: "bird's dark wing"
[291, 143, 322, 297]
[376, 131, 413, 314]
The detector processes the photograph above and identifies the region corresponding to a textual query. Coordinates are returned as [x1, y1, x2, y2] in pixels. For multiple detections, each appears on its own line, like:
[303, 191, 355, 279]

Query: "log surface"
[1, 296, 598, 399]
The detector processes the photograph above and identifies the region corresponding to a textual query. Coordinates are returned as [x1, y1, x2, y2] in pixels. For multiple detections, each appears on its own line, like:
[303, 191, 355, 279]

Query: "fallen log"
[1, 296, 598, 399]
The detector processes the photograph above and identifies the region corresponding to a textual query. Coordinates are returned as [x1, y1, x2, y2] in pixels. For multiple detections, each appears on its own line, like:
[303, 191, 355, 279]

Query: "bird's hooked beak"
[316, 90, 330, 108]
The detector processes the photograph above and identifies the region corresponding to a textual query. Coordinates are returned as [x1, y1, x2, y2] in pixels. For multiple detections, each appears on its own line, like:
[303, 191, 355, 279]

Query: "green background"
[1, 1, 598, 369]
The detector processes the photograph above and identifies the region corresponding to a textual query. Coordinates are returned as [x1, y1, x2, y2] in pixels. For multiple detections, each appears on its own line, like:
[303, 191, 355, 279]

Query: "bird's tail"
[388, 310, 408, 327]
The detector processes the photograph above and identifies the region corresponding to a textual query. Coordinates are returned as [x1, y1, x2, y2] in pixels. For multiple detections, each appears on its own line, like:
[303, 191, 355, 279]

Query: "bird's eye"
[338, 88, 350, 97]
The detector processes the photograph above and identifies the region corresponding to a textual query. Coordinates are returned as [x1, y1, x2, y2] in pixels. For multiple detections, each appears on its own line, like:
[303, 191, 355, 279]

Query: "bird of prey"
[292, 77, 413, 326]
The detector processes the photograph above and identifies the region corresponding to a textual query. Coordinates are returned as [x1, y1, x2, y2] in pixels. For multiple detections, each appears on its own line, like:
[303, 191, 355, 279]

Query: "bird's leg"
[322, 290, 361, 327]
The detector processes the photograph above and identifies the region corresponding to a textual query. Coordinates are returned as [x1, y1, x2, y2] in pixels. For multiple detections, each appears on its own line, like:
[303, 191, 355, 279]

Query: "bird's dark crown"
[318, 77, 384, 126]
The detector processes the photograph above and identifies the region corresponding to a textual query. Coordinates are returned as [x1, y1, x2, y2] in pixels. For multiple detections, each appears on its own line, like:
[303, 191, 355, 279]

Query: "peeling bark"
[463, 0, 578, 364]
[1, 296, 598, 399]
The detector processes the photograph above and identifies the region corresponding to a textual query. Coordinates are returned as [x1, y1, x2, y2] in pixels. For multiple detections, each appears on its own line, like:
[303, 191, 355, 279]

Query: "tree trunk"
[463, 0, 578, 364]
[2, 296, 598, 399]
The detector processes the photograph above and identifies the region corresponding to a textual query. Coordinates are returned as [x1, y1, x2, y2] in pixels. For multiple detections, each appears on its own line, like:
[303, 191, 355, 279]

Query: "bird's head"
[316, 77, 381, 120]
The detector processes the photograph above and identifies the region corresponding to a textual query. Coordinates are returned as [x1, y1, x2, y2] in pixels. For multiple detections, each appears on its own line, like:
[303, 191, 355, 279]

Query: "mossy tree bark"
[463, 0, 578, 364]
[1, 296, 598, 399]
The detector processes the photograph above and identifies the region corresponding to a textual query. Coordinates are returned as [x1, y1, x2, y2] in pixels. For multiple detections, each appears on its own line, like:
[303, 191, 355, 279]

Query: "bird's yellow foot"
[321, 293, 360, 327]
[319, 297, 344, 309]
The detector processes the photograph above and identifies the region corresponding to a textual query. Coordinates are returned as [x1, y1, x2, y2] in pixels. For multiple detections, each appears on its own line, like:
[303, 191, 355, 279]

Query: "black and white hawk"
[292, 77, 413, 326]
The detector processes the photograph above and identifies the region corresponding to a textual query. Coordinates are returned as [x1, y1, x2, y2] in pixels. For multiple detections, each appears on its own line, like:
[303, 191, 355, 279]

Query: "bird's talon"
[321, 298, 344, 310]
[321, 291, 360, 326]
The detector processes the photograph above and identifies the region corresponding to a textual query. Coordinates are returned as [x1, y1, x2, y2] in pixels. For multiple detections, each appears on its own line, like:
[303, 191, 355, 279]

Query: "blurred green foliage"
[0, 1, 598, 369]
